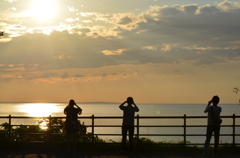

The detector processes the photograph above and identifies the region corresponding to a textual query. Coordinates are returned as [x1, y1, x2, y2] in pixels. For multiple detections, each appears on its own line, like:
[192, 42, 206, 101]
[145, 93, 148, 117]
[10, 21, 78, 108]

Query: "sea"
[0, 102, 239, 144]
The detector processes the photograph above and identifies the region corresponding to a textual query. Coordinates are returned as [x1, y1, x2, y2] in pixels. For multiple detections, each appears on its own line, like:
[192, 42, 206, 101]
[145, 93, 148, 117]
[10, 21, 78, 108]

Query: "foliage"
[0, 119, 239, 152]
[0, 118, 94, 144]
[233, 87, 240, 94]
[0, 122, 10, 144]
[13, 125, 45, 142]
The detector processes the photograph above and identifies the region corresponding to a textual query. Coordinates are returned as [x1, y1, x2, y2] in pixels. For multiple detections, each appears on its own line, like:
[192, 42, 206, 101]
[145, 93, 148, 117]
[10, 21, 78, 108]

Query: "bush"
[0, 120, 239, 152]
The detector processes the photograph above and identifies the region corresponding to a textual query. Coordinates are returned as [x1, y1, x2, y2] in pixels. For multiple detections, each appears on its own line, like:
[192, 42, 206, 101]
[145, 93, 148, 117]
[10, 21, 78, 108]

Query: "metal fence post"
[92, 115, 94, 144]
[137, 114, 140, 150]
[49, 115, 52, 144]
[232, 114, 235, 148]
[137, 114, 139, 140]
[183, 114, 186, 147]
[8, 115, 11, 142]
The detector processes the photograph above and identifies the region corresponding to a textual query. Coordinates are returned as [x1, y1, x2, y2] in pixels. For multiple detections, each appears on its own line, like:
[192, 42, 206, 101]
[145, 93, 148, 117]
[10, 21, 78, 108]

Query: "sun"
[18, 103, 61, 117]
[28, 0, 58, 20]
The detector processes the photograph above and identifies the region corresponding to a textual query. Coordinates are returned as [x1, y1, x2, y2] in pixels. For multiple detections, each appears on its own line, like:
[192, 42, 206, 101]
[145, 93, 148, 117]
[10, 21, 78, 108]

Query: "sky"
[0, 0, 240, 104]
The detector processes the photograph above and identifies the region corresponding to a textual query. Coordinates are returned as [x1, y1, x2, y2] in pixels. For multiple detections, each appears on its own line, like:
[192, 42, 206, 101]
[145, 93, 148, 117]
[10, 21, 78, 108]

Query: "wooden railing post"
[137, 114, 139, 140]
[49, 115, 52, 144]
[8, 115, 11, 142]
[91, 115, 94, 144]
[136, 114, 140, 149]
[232, 114, 235, 148]
[183, 114, 186, 147]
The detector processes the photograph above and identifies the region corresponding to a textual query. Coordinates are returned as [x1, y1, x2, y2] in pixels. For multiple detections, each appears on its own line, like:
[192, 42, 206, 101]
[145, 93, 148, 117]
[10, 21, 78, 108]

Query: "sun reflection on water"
[18, 103, 61, 117]
[18, 103, 62, 129]
[38, 118, 49, 130]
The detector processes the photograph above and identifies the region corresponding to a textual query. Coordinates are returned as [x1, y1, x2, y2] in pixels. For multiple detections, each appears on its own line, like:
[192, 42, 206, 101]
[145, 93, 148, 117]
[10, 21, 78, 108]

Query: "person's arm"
[63, 107, 67, 115]
[132, 100, 139, 112]
[119, 101, 127, 109]
[204, 100, 212, 113]
[75, 104, 82, 115]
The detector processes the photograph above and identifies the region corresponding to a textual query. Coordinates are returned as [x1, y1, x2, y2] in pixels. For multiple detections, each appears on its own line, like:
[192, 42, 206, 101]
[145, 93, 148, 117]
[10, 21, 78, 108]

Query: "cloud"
[1, 1, 240, 74]
[39, 73, 56, 79]
[74, 74, 85, 78]
[61, 72, 69, 79]
[182, 4, 198, 14]
[118, 17, 132, 25]
[102, 49, 126, 55]
[216, 0, 240, 11]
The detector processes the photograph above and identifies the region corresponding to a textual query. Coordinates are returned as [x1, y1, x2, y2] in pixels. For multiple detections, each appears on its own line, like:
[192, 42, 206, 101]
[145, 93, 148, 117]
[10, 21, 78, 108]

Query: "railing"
[0, 114, 239, 146]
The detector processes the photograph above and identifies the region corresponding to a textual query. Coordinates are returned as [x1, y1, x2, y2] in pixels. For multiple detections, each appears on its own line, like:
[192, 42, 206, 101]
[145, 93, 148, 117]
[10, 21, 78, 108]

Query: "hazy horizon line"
[0, 101, 238, 105]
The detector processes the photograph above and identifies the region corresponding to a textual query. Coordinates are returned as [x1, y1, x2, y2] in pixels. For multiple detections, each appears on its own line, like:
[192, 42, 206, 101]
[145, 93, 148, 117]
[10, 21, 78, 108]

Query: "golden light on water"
[38, 118, 49, 130]
[18, 103, 61, 117]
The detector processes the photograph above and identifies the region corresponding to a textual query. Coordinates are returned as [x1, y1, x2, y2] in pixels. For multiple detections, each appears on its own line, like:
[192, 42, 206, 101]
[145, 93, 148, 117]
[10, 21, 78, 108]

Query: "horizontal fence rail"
[0, 114, 239, 146]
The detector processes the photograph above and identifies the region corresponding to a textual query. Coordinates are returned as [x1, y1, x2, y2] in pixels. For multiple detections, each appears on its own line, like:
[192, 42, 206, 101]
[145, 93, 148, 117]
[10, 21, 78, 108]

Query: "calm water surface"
[0, 102, 239, 143]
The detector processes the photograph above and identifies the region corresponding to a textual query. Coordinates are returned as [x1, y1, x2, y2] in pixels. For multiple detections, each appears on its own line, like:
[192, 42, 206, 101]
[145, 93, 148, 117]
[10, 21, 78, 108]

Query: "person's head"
[211, 96, 220, 105]
[68, 99, 75, 108]
[127, 97, 134, 104]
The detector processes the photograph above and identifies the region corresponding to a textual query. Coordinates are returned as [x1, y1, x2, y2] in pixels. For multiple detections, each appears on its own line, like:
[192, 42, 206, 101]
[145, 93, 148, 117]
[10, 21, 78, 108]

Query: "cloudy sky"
[0, 0, 240, 103]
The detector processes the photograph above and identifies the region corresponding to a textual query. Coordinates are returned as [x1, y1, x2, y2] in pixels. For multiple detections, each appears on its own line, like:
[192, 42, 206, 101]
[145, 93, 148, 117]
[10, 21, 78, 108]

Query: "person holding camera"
[203, 96, 222, 155]
[64, 99, 82, 152]
[119, 97, 139, 152]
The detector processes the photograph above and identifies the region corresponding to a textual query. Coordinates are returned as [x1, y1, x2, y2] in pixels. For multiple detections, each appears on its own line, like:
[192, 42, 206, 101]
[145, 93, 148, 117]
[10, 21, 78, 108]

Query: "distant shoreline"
[0, 102, 238, 105]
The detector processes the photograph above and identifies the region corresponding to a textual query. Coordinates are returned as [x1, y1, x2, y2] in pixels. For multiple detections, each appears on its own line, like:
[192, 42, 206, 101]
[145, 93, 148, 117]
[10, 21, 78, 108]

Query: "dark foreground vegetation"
[0, 118, 239, 152]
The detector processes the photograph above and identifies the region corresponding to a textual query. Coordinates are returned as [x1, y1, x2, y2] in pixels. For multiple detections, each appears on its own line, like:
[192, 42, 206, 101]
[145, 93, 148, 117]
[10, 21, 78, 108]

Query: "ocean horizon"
[0, 102, 239, 143]
[0, 102, 239, 116]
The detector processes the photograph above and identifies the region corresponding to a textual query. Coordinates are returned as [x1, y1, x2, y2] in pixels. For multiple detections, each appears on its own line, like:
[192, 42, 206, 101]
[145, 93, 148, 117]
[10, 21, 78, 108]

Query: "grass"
[0, 137, 239, 153]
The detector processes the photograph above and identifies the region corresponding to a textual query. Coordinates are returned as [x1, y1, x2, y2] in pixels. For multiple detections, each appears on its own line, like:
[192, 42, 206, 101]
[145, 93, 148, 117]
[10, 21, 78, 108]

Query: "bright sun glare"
[18, 103, 61, 117]
[27, 0, 58, 20]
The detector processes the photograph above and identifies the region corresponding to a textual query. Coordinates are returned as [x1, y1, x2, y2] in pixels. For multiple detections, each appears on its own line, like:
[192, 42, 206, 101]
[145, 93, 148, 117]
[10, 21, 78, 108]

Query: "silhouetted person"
[203, 96, 222, 155]
[64, 99, 82, 152]
[119, 97, 139, 152]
